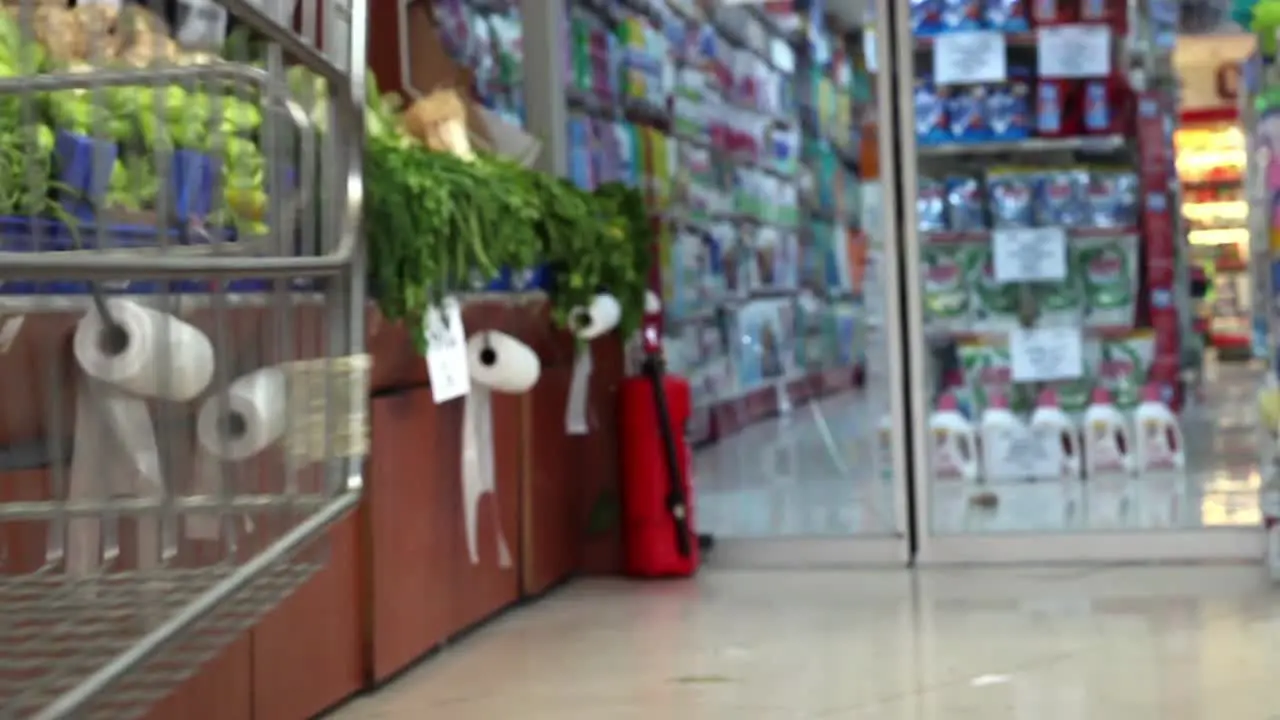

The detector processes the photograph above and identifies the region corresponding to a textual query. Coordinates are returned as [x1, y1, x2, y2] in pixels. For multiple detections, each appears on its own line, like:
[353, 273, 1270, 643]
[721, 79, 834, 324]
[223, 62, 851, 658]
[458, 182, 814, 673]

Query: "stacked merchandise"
[431, 0, 526, 127]
[1175, 118, 1251, 355]
[911, 0, 1191, 483]
[562, 0, 866, 444]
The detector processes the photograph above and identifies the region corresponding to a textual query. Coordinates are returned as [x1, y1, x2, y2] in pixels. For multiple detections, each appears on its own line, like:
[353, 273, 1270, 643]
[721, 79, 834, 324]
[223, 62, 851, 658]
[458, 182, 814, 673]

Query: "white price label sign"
[933, 31, 1007, 86]
[1009, 326, 1084, 382]
[992, 227, 1068, 283]
[424, 298, 472, 404]
[1037, 25, 1112, 78]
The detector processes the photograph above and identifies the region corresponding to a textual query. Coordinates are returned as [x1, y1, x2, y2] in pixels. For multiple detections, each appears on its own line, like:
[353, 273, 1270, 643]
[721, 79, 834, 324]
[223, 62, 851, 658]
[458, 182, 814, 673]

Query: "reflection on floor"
[693, 389, 896, 539]
[694, 359, 1266, 539]
[334, 566, 1280, 719]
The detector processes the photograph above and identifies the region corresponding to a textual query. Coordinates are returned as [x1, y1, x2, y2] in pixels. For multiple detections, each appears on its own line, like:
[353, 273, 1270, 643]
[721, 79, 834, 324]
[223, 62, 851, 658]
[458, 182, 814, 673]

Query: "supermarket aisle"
[333, 565, 1280, 719]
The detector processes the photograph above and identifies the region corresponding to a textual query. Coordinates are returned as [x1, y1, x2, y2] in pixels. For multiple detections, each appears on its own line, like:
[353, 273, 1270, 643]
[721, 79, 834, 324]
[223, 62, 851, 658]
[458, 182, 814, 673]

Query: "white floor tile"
[334, 566, 1280, 719]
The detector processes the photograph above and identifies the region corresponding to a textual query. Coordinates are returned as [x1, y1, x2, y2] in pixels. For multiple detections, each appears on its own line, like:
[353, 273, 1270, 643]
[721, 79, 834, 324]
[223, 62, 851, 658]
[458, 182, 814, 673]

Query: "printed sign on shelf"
[992, 227, 1068, 283]
[1037, 25, 1112, 78]
[1009, 325, 1084, 382]
[933, 31, 1007, 86]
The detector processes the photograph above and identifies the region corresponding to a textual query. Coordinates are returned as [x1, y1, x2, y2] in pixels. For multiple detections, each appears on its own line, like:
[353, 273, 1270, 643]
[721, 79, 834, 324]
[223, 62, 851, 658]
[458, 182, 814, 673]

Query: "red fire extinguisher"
[618, 314, 699, 578]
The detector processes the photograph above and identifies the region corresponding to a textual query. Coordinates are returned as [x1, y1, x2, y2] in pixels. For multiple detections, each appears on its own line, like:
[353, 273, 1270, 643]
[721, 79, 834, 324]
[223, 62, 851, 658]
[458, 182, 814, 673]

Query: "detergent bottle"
[1083, 386, 1132, 478]
[1133, 383, 1184, 473]
[930, 393, 980, 482]
[1030, 388, 1081, 480]
[979, 392, 1025, 483]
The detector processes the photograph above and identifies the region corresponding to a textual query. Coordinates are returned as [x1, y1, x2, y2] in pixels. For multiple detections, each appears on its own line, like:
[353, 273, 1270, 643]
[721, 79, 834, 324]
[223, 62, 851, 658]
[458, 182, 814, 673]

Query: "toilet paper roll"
[466, 331, 541, 394]
[573, 293, 622, 341]
[73, 298, 215, 401]
[196, 367, 288, 461]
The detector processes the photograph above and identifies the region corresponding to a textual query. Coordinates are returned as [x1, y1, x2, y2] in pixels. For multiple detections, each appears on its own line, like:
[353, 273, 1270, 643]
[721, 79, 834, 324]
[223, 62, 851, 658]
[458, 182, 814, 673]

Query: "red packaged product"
[1082, 75, 1130, 134]
[1031, 0, 1075, 24]
[1036, 79, 1081, 137]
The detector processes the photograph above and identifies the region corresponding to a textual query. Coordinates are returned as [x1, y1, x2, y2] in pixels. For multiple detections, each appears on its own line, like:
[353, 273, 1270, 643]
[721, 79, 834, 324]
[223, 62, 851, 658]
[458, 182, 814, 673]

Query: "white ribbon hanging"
[460, 385, 512, 567]
[564, 346, 593, 435]
[67, 378, 164, 579]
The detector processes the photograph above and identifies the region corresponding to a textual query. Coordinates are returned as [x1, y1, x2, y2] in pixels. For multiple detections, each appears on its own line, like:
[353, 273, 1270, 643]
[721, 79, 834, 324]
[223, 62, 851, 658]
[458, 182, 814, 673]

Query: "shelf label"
[1037, 25, 1112, 78]
[865, 30, 877, 73]
[992, 227, 1068, 283]
[933, 31, 1007, 86]
[1010, 326, 1084, 382]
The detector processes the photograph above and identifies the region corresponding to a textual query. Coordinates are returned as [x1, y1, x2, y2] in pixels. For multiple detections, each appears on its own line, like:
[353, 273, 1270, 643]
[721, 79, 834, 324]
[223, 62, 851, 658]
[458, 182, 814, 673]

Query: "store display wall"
[897, 0, 1265, 561]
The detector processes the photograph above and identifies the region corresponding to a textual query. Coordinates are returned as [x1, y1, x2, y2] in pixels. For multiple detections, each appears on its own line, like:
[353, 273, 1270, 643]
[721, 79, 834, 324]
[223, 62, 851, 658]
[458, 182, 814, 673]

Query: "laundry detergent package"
[946, 85, 990, 142]
[942, 0, 984, 30]
[968, 246, 1021, 332]
[1083, 79, 1112, 134]
[1034, 168, 1089, 228]
[985, 169, 1035, 228]
[1074, 233, 1139, 327]
[922, 244, 972, 332]
[915, 77, 949, 145]
[910, 0, 943, 35]
[986, 68, 1031, 141]
[918, 176, 948, 231]
[1085, 169, 1139, 228]
[1034, 256, 1085, 326]
[959, 341, 1028, 414]
[945, 175, 985, 231]
[1096, 331, 1156, 409]
[984, 0, 1029, 30]
[1037, 79, 1078, 137]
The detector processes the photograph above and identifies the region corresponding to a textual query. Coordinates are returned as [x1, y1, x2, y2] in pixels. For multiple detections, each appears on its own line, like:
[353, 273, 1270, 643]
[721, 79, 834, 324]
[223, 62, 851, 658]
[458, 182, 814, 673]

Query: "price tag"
[992, 227, 1068, 283]
[424, 298, 472, 404]
[933, 31, 1007, 86]
[864, 30, 877, 73]
[1009, 326, 1084, 382]
[1037, 25, 1112, 78]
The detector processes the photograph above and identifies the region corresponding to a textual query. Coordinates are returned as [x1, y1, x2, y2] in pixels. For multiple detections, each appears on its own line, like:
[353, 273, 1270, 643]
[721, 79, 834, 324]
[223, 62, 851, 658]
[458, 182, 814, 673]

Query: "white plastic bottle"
[979, 392, 1025, 483]
[1083, 386, 1133, 478]
[1030, 388, 1081, 480]
[1133, 383, 1185, 473]
[930, 393, 980, 482]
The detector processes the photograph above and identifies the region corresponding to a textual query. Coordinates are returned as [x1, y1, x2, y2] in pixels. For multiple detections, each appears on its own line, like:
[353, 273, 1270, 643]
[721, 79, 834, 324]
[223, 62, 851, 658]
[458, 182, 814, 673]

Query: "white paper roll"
[196, 367, 288, 461]
[573, 293, 622, 341]
[466, 331, 540, 394]
[461, 385, 512, 568]
[73, 298, 215, 401]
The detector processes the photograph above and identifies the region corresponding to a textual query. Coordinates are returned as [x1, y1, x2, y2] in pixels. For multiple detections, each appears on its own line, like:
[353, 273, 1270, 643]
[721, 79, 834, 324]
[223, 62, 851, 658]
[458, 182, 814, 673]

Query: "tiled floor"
[695, 358, 1265, 538]
[332, 565, 1280, 719]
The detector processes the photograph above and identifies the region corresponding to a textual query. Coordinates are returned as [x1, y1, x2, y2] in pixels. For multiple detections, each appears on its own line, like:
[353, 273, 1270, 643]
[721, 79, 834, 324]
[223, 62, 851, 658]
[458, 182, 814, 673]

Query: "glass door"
[888, 4, 1265, 562]
[664, 0, 910, 565]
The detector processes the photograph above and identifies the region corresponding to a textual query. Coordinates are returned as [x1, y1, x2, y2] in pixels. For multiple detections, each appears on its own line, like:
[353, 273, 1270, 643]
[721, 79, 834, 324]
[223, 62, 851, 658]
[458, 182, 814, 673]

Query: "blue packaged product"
[915, 77, 949, 145]
[918, 177, 948, 231]
[1084, 80, 1111, 133]
[946, 86, 989, 142]
[1037, 82, 1065, 136]
[1034, 169, 1089, 227]
[986, 171, 1035, 228]
[987, 69, 1031, 140]
[1086, 170, 1139, 228]
[983, 0, 1029, 30]
[910, 0, 943, 35]
[945, 176, 986, 231]
[942, 0, 983, 29]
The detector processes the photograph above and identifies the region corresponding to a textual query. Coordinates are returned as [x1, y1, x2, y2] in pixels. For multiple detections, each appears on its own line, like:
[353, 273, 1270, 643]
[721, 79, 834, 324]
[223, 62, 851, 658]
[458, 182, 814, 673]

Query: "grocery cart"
[0, 0, 368, 717]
